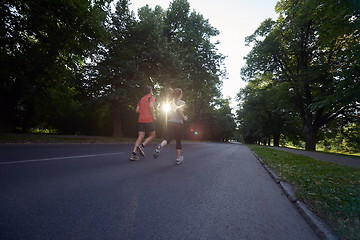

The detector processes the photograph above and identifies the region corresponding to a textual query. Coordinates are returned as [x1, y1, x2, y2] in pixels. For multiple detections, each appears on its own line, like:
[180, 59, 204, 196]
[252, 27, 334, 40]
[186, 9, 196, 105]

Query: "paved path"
[0, 143, 319, 240]
[269, 147, 360, 169]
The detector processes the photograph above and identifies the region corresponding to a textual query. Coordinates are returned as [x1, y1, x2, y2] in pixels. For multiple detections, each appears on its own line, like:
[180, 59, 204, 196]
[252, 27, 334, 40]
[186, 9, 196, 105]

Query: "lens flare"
[187, 123, 203, 141]
[162, 103, 170, 113]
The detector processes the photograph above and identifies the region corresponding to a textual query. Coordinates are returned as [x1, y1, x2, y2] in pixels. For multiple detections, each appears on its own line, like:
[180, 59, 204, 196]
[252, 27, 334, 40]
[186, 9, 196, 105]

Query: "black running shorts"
[138, 122, 155, 132]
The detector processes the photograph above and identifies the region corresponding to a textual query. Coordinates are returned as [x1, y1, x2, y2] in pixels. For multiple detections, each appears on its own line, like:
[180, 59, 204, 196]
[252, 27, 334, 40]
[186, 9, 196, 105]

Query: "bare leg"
[176, 149, 181, 159]
[153, 139, 168, 159]
[160, 139, 168, 148]
[133, 132, 145, 152]
[143, 131, 156, 146]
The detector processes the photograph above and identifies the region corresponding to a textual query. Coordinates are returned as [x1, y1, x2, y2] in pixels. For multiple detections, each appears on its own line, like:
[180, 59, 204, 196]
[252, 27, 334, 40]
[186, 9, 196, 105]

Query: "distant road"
[0, 143, 319, 240]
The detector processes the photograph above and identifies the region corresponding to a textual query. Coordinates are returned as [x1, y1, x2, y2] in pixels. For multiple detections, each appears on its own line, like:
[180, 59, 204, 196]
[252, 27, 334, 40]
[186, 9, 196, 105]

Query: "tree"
[89, 0, 176, 137]
[236, 75, 298, 146]
[90, 0, 228, 138]
[241, 0, 360, 150]
[210, 98, 236, 141]
[0, 0, 110, 133]
[163, 0, 225, 125]
[1, 0, 232, 138]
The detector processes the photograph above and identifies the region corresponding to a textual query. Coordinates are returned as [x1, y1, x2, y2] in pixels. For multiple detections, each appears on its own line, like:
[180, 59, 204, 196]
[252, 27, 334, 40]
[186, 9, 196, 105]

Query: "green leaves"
[85, 0, 228, 138]
[1, 0, 231, 138]
[0, 0, 110, 132]
[250, 145, 360, 239]
[240, 0, 360, 150]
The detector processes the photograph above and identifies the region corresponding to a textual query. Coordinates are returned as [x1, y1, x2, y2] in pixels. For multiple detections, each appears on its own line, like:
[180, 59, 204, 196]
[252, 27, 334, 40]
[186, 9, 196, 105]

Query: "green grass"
[283, 143, 360, 157]
[281, 145, 360, 159]
[0, 133, 202, 144]
[0, 134, 133, 144]
[249, 145, 360, 240]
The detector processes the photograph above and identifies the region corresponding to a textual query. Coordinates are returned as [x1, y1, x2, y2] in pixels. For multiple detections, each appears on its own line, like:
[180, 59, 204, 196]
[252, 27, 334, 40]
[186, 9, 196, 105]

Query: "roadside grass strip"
[0, 134, 132, 143]
[0, 134, 173, 144]
[249, 145, 360, 240]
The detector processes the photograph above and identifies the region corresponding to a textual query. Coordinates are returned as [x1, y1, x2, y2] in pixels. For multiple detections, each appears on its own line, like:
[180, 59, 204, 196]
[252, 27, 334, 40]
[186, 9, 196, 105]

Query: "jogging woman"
[153, 88, 188, 165]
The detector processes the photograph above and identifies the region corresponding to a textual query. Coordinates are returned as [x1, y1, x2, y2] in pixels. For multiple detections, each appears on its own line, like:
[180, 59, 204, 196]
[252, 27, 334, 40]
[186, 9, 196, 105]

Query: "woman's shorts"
[138, 122, 155, 132]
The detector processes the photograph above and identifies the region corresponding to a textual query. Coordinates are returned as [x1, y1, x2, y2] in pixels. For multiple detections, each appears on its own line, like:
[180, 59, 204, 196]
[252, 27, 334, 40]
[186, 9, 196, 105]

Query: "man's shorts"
[138, 122, 155, 132]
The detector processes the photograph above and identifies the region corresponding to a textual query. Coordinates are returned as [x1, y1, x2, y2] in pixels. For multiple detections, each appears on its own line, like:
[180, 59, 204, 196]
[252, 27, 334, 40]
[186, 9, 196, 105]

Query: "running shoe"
[176, 155, 184, 165]
[153, 144, 162, 158]
[137, 144, 145, 157]
[129, 153, 139, 161]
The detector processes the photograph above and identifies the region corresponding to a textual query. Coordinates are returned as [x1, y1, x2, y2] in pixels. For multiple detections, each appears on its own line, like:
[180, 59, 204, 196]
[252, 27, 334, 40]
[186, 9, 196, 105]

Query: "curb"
[251, 151, 339, 240]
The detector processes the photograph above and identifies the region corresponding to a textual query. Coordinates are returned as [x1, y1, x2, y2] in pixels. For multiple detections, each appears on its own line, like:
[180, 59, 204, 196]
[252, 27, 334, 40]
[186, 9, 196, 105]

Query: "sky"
[128, 0, 279, 107]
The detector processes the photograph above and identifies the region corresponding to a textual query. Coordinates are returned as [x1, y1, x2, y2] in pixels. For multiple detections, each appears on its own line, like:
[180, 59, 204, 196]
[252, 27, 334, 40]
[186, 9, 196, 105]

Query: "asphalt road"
[0, 143, 319, 240]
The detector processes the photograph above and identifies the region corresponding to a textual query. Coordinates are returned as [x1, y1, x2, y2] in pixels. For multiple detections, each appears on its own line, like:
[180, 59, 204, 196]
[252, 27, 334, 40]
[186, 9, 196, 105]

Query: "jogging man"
[130, 86, 156, 161]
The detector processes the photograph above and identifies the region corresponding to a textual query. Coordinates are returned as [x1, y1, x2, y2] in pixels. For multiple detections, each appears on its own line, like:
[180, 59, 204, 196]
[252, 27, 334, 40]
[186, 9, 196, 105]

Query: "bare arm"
[136, 105, 140, 113]
[177, 106, 188, 121]
[149, 101, 156, 120]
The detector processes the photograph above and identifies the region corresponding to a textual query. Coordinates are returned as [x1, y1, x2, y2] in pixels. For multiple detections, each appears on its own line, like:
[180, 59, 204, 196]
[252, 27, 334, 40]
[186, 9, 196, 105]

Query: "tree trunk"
[110, 101, 123, 137]
[0, 115, 12, 133]
[273, 132, 280, 147]
[305, 134, 316, 151]
[303, 123, 317, 151]
[0, 103, 13, 133]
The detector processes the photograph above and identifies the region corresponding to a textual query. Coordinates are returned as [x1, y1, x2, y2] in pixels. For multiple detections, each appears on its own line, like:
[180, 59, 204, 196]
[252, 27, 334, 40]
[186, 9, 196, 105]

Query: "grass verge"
[248, 144, 360, 240]
[0, 134, 198, 144]
[0, 134, 133, 144]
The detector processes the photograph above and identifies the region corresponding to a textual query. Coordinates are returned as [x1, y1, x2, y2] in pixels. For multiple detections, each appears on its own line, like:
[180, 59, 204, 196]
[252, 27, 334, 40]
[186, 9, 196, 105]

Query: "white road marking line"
[0, 152, 126, 165]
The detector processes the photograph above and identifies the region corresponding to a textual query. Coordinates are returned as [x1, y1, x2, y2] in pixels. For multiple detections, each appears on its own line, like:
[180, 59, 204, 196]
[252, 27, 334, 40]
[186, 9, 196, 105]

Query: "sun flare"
[162, 103, 171, 113]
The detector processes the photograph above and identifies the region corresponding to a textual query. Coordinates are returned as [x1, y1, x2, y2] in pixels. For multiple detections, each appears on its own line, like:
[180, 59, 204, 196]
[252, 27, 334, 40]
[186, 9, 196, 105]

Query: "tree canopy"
[1, 0, 235, 141]
[239, 0, 360, 151]
[0, 0, 111, 133]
